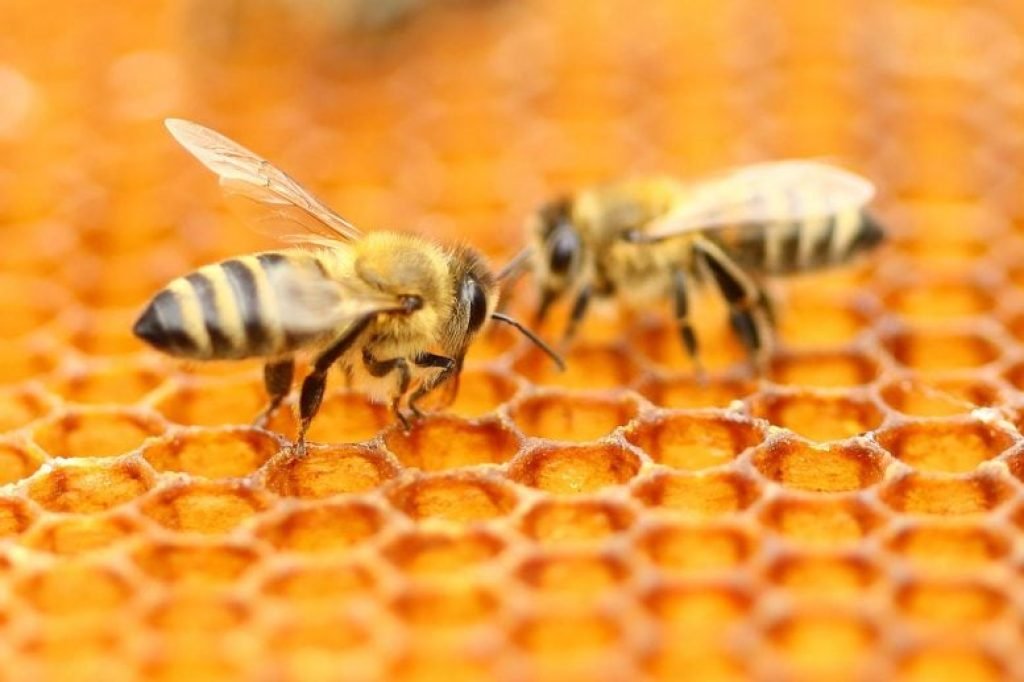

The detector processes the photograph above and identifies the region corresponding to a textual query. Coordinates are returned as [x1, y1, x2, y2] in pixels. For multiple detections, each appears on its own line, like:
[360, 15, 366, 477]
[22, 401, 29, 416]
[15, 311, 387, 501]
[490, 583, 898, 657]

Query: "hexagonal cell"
[883, 329, 1001, 372]
[764, 552, 880, 600]
[624, 413, 764, 470]
[641, 582, 752, 643]
[389, 646, 496, 682]
[509, 393, 639, 442]
[759, 496, 885, 548]
[445, 367, 519, 418]
[516, 550, 631, 602]
[515, 343, 638, 391]
[894, 643, 1006, 682]
[145, 591, 250, 633]
[63, 305, 144, 357]
[0, 334, 60, 386]
[263, 443, 397, 498]
[752, 438, 888, 492]
[303, 389, 392, 444]
[30, 407, 165, 458]
[511, 608, 625, 674]
[387, 472, 519, 523]
[19, 621, 136, 681]
[880, 377, 999, 417]
[632, 319, 746, 374]
[519, 498, 634, 544]
[142, 427, 281, 478]
[153, 375, 269, 428]
[462, 321, 519, 363]
[48, 359, 166, 406]
[269, 608, 383, 679]
[255, 500, 385, 553]
[885, 279, 994, 323]
[15, 562, 134, 616]
[895, 579, 1006, 626]
[140, 481, 270, 534]
[27, 459, 154, 512]
[876, 421, 1013, 474]
[0, 496, 37, 537]
[382, 530, 505, 579]
[769, 350, 879, 388]
[0, 274, 68, 339]
[749, 392, 883, 442]
[885, 523, 1010, 574]
[635, 521, 755, 576]
[0, 439, 45, 485]
[0, 384, 54, 434]
[509, 443, 641, 494]
[635, 374, 754, 410]
[132, 539, 261, 585]
[20, 512, 140, 555]
[632, 470, 761, 517]
[763, 610, 879, 680]
[879, 472, 1013, 515]
[260, 560, 377, 606]
[391, 583, 500, 630]
[777, 294, 872, 347]
[642, 643, 747, 682]
[383, 416, 520, 470]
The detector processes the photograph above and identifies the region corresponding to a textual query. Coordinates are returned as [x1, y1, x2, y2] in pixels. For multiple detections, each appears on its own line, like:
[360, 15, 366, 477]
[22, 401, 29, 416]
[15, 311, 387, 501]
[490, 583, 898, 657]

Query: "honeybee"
[520, 162, 885, 372]
[134, 119, 562, 449]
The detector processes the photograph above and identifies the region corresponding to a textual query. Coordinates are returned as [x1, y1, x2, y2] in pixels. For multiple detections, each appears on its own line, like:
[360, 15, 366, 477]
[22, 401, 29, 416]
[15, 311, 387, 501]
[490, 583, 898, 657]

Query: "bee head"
[531, 196, 582, 321]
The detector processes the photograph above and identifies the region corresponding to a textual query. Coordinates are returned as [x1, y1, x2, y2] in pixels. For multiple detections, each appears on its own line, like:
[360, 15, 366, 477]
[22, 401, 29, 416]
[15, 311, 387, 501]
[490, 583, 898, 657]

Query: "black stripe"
[257, 253, 304, 348]
[221, 259, 269, 353]
[150, 290, 196, 355]
[810, 214, 837, 268]
[776, 224, 801, 274]
[186, 273, 233, 357]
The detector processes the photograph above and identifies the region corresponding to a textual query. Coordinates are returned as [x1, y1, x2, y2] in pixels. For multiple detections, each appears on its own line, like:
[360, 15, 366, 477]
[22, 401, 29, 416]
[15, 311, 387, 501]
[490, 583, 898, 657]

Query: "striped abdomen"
[133, 252, 325, 360]
[714, 209, 885, 276]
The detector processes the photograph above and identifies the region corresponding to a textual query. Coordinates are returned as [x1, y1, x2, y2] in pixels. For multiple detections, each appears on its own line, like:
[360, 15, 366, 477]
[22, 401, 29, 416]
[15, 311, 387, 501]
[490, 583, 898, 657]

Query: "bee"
[519, 162, 885, 373]
[134, 119, 563, 449]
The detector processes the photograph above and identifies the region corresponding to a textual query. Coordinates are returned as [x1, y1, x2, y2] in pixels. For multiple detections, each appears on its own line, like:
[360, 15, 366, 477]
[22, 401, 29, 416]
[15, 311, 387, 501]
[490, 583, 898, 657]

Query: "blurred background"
[3, 0, 1024, 680]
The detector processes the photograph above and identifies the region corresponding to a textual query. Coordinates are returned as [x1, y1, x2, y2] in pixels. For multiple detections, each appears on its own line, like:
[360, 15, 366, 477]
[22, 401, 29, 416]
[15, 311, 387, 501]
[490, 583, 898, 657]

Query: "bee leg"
[297, 317, 374, 454]
[562, 284, 592, 346]
[408, 353, 457, 418]
[671, 268, 705, 380]
[693, 238, 774, 372]
[254, 357, 295, 428]
[361, 349, 412, 431]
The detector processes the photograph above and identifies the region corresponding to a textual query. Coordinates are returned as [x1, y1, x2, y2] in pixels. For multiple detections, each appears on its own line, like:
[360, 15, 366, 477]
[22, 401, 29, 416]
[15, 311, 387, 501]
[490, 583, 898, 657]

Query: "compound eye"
[465, 277, 489, 334]
[548, 225, 579, 275]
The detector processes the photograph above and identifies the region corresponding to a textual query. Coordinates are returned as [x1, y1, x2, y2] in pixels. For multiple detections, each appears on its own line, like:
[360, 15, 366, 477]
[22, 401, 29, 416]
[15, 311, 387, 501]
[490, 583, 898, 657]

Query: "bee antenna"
[490, 312, 565, 371]
[496, 248, 533, 282]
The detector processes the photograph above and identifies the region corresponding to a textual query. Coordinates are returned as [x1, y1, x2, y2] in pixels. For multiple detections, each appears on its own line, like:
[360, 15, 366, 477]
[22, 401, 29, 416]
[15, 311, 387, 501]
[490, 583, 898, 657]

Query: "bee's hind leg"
[254, 357, 295, 429]
[362, 349, 413, 431]
[693, 238, 775, 374]
[561, 284, 593, 348]
[671, 268, 705, 381]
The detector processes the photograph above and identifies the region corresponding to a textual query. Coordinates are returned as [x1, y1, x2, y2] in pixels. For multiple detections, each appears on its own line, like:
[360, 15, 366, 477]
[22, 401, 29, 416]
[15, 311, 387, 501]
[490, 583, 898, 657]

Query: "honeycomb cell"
[383, 416, 520, 470]
[519, 498, 635, 545]
[387, 472, 519, 523]
[769, 350, 880, 388]
[883, 329, 1001, 372]
[260, 560, 377, 606]
[20, 512, 140, 555]
[894, 644, 1006, 682]
[132, 539, 261, 585]
[624, 413, 764, 470]
[763, 610, 879, 680]
[895, 579, 1006, 626]
[515, 550, 631, 602]
[26, 458, 154, 512]
[750, 392, 884, 442]
[0, 384, 54, 434]
[876, 421, 1013, 473]
[255, 500, 385, 553]
[48, 359, 166, 406]
[391, 583, 500, 630]
[885, 523, 1010, 574]
[760, 496, 885, 548]
[511, 608, 628, 678]
[752, 438, 888, 492]
[0, 439, 45, 485]
[445, 367, 519, 418]
[635, 374, 754, 410]
[777, 293, 872, 346]
[264, 442, 397, 498]
[765, 552, 881, 600]
[62, 306, 143, 357]
[0, 496, 37, 537]
[303, 389, 392, 444]
[141, 427, 281, 478]
[643, 644, 747, 682]
[879, 377, 999, 417]
[153, 375, 268, 428]
[879, 472, 1013, 515]
[0, 274, 67, 339]
[15, 562, 134, 616]
[635, 521, 755, 577]
[510, 393, 639, 442]
[509, 442, 642, 494]
[383, 529, 506, 579]
[631, 470, 761, 517]
[514, 343, 638, 390]
[30, 407, 165, 458]
[885, 278, 994, 323]
[139, 480, 270, 534]
[146, 591, 250, 632]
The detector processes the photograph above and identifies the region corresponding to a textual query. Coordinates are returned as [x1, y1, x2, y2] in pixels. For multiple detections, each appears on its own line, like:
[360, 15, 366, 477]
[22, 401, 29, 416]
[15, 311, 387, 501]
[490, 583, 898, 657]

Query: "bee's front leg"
[408, 353, 457, 419]
[362, 349, 413, 431]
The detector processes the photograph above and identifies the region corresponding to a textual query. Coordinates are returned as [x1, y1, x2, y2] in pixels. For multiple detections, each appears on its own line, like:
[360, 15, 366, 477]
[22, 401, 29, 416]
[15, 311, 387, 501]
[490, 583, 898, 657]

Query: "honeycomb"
[2, 0, 1024, 679]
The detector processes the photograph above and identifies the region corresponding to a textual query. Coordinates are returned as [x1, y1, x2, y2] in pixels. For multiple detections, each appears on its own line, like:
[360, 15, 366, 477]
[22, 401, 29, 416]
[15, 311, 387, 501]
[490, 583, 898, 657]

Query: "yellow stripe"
[830, 209, 861, 262]
[242, 254, 284, 353]
[199, 264, 245, 352]
[167, 278, 211, 357]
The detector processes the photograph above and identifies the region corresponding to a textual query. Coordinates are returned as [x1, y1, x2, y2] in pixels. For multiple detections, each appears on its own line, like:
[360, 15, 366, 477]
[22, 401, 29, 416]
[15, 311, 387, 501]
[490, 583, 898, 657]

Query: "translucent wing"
[266, 265, 406, 337]
[640, 160, 875, 241]
[165, 118, 362, 244]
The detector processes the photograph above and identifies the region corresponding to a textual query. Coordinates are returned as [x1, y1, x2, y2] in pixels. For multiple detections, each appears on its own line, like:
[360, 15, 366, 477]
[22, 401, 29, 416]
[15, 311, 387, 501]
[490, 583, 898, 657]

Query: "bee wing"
[266, 265, 406, 337]
[641, 161, 876, 241]
[165, 118, 363, 244]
